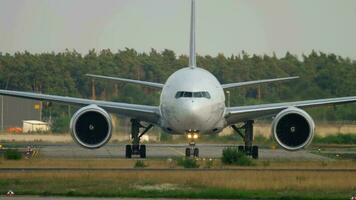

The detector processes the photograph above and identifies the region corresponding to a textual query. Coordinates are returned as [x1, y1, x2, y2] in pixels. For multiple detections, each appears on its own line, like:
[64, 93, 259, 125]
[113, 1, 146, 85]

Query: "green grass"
[0, 163, 355, 200]
[0, 186, 349, 200]
[314, 134, 356, 144]
[3, 149, 22, 160]
[176, 157, 200, 168]
[133, 160, 148, 168]
[221, 147, 254, 166]
[0, 174, 349, 199]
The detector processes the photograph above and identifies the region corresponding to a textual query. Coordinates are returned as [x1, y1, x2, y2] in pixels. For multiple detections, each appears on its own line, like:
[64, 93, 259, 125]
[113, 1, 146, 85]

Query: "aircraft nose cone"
[178, 101, 207, 130]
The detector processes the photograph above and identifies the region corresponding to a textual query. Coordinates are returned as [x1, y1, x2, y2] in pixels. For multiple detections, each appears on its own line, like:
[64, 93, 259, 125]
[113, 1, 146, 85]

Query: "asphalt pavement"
[30, 143, 329, 160]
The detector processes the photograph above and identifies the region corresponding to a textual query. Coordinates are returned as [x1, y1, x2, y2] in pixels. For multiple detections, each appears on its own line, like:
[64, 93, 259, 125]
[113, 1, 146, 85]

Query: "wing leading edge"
[225, 96, 356, 125]
[221, 76, 299, 89]
[0, 89, 160, 124]
[86, 74, 164, 89]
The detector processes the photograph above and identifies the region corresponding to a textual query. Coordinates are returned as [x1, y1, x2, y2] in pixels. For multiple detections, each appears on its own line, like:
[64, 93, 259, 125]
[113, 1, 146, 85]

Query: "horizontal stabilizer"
[221, 76, 299, 89]
[86, 74, 164, 89]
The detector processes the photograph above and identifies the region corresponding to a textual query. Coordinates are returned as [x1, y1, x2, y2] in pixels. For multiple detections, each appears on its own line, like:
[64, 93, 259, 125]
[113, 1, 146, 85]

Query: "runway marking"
[168, 147, 185, 156]
[31, 149, 39, 158]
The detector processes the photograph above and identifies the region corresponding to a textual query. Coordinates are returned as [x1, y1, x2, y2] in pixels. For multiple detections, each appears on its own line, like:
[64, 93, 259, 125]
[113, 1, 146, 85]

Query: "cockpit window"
[175, 91, 184, 98]
[175, 91, 211, 99]
[193, 92, 203, 98]
[202, 91, 211, 99]
[183, 92, 193, 97]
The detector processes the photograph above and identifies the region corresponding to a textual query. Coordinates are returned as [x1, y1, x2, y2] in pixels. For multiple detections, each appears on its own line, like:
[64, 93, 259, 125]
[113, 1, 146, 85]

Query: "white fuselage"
[160, 67, 226, 134]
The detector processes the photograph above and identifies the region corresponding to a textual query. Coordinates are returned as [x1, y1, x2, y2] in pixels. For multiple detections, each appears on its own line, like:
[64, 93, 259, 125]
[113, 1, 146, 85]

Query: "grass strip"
[1, 188, 349, 200]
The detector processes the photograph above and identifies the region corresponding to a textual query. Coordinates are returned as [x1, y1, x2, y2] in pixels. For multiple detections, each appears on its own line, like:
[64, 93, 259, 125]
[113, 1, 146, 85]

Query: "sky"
[0, 0, 355, 59]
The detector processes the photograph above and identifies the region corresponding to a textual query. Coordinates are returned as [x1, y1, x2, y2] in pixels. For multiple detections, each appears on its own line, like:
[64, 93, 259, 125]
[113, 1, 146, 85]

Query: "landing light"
[186, 132, 199, 140]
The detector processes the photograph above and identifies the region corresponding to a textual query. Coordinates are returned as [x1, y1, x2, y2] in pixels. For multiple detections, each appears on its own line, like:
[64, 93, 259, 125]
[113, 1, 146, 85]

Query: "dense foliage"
[314, 134, 356, 144]
[176, 157, 200, 168]
[221, 147, 253, 166]
[3, 149, 22, 160]
[1, 49, 356, 131]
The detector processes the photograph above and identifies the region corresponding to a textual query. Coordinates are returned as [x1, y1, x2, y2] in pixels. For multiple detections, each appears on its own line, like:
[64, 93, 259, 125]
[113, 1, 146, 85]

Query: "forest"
[0, 49, 356, 132]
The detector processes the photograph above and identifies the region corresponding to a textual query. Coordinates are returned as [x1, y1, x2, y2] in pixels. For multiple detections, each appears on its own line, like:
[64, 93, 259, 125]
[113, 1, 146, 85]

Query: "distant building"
[0, 96, 40, 130]
[23, 120, 49, 133]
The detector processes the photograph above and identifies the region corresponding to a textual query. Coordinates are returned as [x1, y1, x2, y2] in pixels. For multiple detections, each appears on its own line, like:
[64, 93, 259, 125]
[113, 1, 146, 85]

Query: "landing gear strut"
[231, 120, 259, 159]
[125, 119, 153, 158]
[185, 132, 199, 157]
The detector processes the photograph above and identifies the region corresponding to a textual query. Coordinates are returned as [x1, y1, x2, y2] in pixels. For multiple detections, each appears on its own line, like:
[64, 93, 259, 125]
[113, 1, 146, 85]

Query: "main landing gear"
[125, 119, 153, 158]
[185, 132, 199, 157]
[231, 120, 259, 159]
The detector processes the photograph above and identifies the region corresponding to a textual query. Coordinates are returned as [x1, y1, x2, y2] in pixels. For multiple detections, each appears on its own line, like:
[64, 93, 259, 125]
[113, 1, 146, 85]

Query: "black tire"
[193, 148, 199, 157]
[140, 145, 146, 158]
[245, 146, 252, 155]
[185, 148, 191, 157]
[125, 145, 132, 158]
[252, 146, 259, 159]
[238, 145, 244, 153]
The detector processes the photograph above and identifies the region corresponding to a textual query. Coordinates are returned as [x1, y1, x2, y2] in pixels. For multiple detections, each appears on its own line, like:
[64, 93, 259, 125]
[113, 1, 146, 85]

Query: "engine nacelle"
[272, 107, 315, 151]
[70, 105, 112, 149]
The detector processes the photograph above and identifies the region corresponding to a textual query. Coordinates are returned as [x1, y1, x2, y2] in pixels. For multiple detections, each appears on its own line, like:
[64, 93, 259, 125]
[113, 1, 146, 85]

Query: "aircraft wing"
[86, 74, 164, 89]
[0, 89, 160, 124]
[225, 96, 356, 125]
[221, 76, 299, 89]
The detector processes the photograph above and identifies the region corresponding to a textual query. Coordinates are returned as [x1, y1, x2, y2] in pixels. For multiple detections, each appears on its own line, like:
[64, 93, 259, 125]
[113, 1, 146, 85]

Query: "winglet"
[189, 0, 197, 68]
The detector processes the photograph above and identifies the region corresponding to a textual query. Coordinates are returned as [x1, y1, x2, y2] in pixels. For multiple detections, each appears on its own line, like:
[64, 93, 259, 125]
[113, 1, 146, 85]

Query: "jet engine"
[272, 107, 315, 151]
[70, 105, 112, 149]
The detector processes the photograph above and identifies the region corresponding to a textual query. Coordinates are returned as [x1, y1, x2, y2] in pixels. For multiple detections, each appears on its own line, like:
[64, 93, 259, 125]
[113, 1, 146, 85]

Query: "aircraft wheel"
[193, 148, 199, 157]
[185, 148, 191, 157]
[140, 145, 146, 158]
[245, 146, 252, 155]
[125, 145, 132, 158]
[238, 145, 244, 153]
[252, 145, 259, 159]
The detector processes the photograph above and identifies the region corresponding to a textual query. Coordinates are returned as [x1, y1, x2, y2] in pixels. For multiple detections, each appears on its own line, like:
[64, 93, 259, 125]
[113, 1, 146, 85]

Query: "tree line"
[0, 49, 356, 131]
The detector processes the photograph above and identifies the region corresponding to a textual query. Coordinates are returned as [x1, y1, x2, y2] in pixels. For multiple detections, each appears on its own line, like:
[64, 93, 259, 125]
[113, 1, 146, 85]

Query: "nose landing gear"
[185, 132, 199, 157]
[125, 119, 153, 158]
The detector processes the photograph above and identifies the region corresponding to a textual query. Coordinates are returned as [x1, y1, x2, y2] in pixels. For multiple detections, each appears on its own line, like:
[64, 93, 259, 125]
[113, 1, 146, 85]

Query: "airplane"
[1, 0, 356, 159]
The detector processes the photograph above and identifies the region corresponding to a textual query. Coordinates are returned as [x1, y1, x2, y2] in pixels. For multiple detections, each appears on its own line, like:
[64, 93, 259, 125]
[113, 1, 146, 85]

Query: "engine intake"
[70, 105, 112, 149]
[272, 107, 315, 151]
